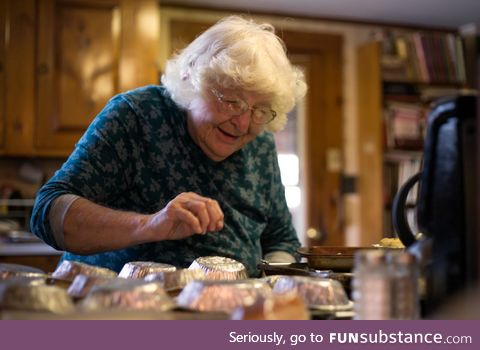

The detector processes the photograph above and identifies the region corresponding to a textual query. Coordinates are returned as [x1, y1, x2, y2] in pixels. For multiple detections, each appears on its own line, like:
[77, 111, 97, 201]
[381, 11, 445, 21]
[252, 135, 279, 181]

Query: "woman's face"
[187, 88, 273, 161]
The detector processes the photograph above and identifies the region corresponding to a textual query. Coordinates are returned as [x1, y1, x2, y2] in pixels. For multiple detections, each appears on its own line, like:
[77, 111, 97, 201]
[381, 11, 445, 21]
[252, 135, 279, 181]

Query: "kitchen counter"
[0, 241, 63, 273]
[0, 241, 63, 256]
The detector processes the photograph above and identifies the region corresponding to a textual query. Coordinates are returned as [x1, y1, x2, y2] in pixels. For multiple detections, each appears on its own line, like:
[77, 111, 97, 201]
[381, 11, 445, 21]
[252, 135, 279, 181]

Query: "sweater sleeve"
[259, 134, 301, 259]
[30, 95, 139, 249]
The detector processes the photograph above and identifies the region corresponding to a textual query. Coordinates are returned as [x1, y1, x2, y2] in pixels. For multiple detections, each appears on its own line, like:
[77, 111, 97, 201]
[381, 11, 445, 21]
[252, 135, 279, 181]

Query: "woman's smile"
[216, 126, 242, 143]
[187, 93, 265, 161]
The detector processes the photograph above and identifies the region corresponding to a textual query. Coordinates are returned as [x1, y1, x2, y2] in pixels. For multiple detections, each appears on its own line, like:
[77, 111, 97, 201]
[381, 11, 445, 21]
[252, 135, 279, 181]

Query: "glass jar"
[352, 249, 420, 320]
[352, 249, 392, 320]
[389, 251, 420, 319]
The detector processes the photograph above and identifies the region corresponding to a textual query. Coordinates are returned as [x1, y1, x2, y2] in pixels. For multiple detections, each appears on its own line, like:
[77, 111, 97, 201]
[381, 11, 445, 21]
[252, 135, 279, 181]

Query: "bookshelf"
[357, 32, 467, 245]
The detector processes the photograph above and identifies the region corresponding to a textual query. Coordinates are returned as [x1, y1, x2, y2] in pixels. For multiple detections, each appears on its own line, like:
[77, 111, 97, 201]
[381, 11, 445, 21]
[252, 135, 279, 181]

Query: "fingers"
[183, 193, 224, 234]
[149, 192, 224, 241]
[206, 199, 224, 231]
[173, 205, 203, 234]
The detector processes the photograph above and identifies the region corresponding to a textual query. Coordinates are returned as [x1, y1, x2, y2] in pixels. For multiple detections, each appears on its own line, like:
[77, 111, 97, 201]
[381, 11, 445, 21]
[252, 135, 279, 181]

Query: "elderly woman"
[31, 16, 307, 277]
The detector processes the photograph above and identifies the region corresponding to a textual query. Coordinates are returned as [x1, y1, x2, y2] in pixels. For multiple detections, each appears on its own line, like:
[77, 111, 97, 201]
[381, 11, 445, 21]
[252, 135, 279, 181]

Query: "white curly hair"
[161, 16, 307, 132]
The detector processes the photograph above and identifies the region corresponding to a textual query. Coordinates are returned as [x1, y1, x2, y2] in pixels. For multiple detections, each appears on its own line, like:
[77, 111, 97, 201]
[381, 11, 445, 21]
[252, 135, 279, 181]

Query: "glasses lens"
[212, 89, 276, 124]
[228, 100, 248, 115]
[251, 108, 272, 124]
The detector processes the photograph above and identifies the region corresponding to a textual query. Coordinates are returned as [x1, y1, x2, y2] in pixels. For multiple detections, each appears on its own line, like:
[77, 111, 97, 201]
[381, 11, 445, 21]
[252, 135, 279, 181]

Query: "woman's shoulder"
[106, 85, 177, 113]
[250, 131, 277, 152]
[233, 131, 277, 167]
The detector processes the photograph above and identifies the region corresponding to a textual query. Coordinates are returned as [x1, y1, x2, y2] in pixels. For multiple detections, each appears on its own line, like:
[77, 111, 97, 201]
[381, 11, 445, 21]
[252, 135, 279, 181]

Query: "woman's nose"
[229, 110, 252, 132]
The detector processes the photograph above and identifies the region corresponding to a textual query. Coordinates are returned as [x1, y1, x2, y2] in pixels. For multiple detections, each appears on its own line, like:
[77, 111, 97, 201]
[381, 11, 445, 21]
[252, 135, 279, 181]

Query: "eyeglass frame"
[210, 88, 277, 125]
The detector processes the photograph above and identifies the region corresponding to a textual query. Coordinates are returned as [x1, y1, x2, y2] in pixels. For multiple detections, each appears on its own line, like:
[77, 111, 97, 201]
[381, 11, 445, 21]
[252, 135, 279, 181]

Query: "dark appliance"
[392, 94, 478, 315]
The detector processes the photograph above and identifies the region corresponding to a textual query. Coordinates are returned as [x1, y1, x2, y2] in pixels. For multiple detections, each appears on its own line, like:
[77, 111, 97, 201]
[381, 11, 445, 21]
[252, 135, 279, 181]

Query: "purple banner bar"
[0, 320, 478, 350]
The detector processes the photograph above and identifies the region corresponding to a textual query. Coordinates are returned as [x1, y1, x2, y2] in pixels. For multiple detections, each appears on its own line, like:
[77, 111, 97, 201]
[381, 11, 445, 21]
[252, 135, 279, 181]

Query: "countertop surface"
[0, 241, 63, 256]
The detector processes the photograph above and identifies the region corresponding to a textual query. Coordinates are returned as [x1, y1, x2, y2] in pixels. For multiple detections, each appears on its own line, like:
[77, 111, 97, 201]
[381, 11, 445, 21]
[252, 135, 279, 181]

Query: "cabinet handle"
[37, 63, 49, 75]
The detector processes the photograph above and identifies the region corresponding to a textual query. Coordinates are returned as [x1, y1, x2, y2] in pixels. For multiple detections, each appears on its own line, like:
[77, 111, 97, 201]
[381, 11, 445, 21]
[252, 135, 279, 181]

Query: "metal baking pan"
[297, 246, 368, 272]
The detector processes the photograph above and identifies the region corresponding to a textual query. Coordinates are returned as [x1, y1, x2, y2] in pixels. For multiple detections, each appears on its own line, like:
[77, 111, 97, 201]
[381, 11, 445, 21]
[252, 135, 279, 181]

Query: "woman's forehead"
[216, 86, 271, 102]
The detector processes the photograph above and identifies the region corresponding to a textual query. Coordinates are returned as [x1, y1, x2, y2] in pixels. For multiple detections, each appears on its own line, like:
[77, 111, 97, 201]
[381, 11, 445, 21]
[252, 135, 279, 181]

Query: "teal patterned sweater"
[30, 85, 300, 277]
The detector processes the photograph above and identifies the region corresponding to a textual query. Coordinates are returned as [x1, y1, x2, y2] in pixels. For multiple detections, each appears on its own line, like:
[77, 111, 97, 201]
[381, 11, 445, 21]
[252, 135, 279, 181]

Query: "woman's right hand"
[145, 192, 224, 240]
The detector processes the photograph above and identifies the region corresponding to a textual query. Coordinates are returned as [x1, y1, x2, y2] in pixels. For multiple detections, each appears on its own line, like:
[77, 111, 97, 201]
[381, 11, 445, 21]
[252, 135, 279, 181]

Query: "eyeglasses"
[211, 89, 277, 125]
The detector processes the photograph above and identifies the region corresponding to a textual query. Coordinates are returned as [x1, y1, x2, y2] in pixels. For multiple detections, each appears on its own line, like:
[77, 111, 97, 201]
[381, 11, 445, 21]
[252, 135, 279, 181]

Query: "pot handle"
[392, 172, 422, 247]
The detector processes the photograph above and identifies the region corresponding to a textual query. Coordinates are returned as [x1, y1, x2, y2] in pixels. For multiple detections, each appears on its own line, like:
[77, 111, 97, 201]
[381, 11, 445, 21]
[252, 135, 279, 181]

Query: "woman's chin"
[205, 147, 236, 162]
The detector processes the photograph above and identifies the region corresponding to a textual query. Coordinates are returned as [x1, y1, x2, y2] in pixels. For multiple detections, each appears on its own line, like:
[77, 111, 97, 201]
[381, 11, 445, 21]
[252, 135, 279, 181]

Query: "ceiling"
[163, 0, 480, 30]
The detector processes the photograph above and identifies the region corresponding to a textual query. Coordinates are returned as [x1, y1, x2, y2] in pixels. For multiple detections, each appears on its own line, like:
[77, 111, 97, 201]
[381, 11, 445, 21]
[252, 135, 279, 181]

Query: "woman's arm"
[59, 192, 223, 254]
[31, 89, 223, 254]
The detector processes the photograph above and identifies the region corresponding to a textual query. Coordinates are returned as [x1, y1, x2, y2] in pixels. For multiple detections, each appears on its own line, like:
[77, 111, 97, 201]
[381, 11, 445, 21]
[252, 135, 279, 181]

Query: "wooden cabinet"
[0, 1, 5, 150]
[357, 42, 384, 246]
[2, 0, 36, 155]
[1, 0, 160, 156]
[356, 39, 465, 245]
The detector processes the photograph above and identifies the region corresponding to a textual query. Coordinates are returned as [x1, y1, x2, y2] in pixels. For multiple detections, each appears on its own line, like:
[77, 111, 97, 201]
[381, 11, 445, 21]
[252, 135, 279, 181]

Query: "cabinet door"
[35, 0, 159, 155]
[2, 0, 36, 155]
[356, 42, 386, 245]
[0, 1, 5, 150]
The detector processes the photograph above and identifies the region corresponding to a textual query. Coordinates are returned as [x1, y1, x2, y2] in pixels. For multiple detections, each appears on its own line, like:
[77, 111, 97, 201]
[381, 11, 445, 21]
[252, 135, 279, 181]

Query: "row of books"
[383, 101, 427, 150]
[382, 154, 421, 238]
[383, 153, 422, 205]
[381, 32, 466, 84]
